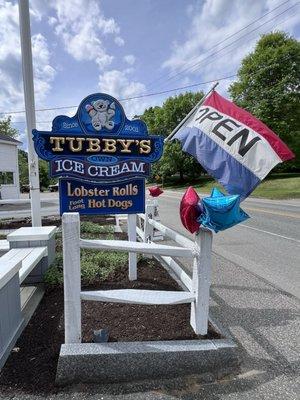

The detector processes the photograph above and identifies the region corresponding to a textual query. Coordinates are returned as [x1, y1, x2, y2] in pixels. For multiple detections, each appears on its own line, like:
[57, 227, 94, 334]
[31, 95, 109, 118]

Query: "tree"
[141, 92, 205, 181]
[0, 117, 52, 189]
[0, 116, 18, 138]
[39, 159, 51, 189]
[229, 31, 300, 170]
[18, 149, 29, 186]
[18, 149, 52, 188]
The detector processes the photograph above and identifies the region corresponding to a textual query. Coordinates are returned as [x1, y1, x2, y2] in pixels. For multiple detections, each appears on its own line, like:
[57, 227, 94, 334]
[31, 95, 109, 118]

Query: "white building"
[0, 135, 22, 199]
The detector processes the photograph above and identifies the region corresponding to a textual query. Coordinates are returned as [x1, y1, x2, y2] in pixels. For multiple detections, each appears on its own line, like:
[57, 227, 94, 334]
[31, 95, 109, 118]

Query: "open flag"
[172, 91, 294, 199]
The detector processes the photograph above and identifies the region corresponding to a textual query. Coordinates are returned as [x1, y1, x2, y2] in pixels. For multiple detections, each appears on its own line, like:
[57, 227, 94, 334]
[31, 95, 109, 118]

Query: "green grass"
[161, 173, 300, 200]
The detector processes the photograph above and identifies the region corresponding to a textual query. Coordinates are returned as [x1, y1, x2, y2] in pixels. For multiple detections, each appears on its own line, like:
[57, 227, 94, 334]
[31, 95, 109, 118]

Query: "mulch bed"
[0, 215, 115, 230]
[0, 259, 220, 394]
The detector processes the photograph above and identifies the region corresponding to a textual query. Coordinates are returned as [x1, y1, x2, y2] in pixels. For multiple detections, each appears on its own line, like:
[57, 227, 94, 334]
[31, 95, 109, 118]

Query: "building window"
[0, 172, 14, 184]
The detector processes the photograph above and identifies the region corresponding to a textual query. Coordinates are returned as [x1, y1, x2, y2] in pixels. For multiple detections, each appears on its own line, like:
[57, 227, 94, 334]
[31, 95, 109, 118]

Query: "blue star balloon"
[197, 188, 250, 233]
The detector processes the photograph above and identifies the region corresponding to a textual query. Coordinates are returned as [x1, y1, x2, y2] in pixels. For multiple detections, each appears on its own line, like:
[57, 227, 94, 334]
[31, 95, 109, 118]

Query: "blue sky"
[0, 0, 299, 149]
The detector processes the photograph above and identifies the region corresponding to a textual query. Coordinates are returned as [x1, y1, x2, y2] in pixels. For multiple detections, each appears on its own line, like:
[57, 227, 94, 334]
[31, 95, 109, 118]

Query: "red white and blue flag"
[172, 91, 294, 199]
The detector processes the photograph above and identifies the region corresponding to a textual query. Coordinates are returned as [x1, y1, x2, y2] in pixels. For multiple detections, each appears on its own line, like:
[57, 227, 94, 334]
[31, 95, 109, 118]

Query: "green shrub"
[81, 249, 127, 284]
[44, 249, 128, 286]
[80, 221, 114, 234]
[43, 252, 63, 285]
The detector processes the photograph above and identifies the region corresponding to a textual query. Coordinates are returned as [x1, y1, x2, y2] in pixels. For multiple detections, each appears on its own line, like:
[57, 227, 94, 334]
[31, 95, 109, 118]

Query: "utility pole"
[18, 0, 41, 226]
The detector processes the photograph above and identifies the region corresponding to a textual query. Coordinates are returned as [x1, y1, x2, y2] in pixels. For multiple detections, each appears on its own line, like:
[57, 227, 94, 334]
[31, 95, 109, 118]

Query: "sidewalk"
[1, 250, 298, 399]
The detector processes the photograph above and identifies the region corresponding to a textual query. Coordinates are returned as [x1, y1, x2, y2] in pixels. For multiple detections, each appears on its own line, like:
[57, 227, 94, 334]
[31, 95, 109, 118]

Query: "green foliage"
[229, 31, 300, 170]
[44, 249, 128, 286]
[80, 221, 114, 234]
[1, 118, 51, 189]
[81, 250, 128, 284]
[18, 149, 53, 188]
[39, 159, 51, 189]
[43, 253, 63, 285]
[141, 92, 205, 180]
[18, 150, 29, 186]
[0, 117, 18, 138]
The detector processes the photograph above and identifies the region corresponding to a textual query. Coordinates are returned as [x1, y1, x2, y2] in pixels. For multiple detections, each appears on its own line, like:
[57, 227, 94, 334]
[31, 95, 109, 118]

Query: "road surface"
[0, 191, 299, 399]
[1, 190, 299, 298]
[159, 190, 300, 299]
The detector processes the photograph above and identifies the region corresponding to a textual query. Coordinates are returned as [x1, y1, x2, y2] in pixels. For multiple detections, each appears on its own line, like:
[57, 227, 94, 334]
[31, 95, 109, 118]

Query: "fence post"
[128, 213, 137, 281]
[144, 202, 155, 243]
[190, 229, 212, 335]
[63, 212, 81, 343]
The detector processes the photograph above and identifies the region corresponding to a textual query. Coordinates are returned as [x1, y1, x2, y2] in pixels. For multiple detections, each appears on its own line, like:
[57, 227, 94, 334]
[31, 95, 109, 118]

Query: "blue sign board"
[32, 92, 163, 216]
[59, 178, 145, 215]
[33, 93, 163, 180]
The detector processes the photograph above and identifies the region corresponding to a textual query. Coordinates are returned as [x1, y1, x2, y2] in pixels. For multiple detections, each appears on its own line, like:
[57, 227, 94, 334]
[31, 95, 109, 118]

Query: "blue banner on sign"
[59, 177, 145, 215]
[50, 159, 150, 180]
[32, 92, 164, 169]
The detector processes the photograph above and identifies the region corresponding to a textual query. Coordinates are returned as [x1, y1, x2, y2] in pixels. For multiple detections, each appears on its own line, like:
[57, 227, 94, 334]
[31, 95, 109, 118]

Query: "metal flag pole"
[164, 82, 219, 142]
[18, 0, 41, 226]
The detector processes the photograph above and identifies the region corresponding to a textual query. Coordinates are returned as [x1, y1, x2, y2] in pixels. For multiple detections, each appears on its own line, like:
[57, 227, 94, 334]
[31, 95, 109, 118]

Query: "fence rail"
[80, 238, 194, 258]
[63, 206, 213, 344]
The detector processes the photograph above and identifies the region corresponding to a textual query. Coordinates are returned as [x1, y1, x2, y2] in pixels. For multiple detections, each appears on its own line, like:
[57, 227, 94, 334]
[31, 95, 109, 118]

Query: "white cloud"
[32, 34, 56, 102]
[162, 0, 300, 94]
[99, 69, 145, 99]
[98, 69, 147, 116]
[123, 54, 136, 65]
[0, 1, 56, 115]
[114, 36, 125, 46]
[49, 0, 122, 70]
[48, 16, 57, 26]
[0, 1, 56, 149]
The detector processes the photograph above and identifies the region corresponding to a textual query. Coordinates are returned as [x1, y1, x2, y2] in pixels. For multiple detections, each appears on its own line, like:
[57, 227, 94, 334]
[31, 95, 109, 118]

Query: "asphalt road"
[158, 190, 300, 299]
[0, 191, 299, 399]
[1, 190, 299, 298]
[0, 193, 59, 219]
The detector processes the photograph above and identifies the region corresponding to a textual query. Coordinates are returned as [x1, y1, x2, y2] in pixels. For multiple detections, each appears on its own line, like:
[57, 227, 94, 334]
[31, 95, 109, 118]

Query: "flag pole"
[18, 0, 42, 226]
[164, 82, 219, 142]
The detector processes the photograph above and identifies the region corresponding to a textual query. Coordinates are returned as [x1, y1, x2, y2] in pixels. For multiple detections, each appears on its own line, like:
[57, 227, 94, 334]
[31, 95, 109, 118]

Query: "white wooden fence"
[63, 209, 212, 344]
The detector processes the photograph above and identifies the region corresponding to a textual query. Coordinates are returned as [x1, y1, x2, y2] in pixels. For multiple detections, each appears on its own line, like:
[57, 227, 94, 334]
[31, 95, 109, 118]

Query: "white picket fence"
[62, 209, 212, 344]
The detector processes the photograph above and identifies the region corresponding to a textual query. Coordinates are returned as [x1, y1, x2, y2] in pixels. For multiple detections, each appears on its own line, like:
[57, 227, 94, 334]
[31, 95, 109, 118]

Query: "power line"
[162, 7, 298, 93]
[12, 48, 297, 127]
[1, 3, 296, 118]
[1, 2, 298, 119]
[0, 73, 236, 117]
[147, 2, 299, 92]
[145, 0, 292, 91]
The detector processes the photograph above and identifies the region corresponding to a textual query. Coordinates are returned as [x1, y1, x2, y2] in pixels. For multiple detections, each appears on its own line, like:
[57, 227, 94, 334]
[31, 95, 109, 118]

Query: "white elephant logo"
[85, 99, 115, 131]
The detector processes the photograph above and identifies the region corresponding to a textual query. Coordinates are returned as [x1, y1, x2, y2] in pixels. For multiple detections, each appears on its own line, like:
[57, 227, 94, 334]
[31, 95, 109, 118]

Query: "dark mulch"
[0, 215, 115, 230]
[0, 259, 220, 394]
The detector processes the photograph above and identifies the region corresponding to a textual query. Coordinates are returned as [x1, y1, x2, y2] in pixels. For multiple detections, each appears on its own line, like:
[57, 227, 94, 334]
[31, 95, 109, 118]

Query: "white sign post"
[18, 0, 41, 227]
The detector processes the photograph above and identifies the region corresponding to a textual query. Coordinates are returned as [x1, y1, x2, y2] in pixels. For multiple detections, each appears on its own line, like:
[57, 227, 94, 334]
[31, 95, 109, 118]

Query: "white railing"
[62, 210, 212, 344]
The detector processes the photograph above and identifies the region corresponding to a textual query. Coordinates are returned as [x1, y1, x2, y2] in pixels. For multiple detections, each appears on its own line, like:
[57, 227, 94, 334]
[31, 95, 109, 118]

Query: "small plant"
[81, 249, 127, 284]
[80, 221, 114, 234]
[44, 252, 63, 285]
[44, 249, 128, 286]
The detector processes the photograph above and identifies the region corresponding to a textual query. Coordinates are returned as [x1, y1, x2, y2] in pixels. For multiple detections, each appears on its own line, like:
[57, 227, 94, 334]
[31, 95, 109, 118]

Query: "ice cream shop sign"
[33, 93, 163, 214]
